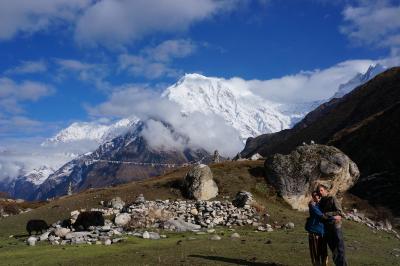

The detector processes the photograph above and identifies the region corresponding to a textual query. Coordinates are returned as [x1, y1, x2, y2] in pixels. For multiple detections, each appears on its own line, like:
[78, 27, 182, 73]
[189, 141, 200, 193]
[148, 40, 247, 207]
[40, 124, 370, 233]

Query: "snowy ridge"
[332, 64, 386, 99]
[163, 73, 295, 141]
[43, 117, 140, 145]
[24, 166, 56, 186]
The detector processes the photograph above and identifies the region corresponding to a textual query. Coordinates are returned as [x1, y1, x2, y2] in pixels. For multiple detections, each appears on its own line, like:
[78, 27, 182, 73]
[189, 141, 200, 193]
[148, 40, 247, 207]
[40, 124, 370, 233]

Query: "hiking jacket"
[319, 196, 344, 228]
[305, 203, 325, 236]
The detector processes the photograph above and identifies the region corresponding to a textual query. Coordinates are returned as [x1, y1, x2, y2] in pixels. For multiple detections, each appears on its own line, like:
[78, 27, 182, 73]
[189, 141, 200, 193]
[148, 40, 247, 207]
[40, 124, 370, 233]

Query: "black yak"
[61, 219, 72, 229]
[73, 211, 104, 231]
[26, 220, 49, 235]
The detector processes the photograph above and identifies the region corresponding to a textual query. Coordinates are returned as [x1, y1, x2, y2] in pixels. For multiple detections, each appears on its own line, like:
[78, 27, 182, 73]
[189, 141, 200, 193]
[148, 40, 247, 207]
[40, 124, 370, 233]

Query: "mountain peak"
[43, 117, 140, 145]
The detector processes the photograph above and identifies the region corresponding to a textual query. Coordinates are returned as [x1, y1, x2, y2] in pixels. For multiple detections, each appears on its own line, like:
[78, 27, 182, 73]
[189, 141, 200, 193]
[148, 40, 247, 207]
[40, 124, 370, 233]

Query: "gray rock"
[148, 232, 161, 240]
[65, 232, 91, 240]
[164, 218, 201, 232]
[285, 222, 295, 229]
[142, 231, 150, 239]
[114, 213, 131, 226]
[27, 236, 37, 246]
[231, 232, 240, 238]
[265, 145, 359, 210]
[250, 153, 263, 161]
[182, 164, 218, 200]
[210, 235, 221, 240]
[39, 231, 51, 241]
[135, 194, 145, 204]
[108, 197, 125, 210]
[54, 228, 70, 237]
[104, 239, 112, 245]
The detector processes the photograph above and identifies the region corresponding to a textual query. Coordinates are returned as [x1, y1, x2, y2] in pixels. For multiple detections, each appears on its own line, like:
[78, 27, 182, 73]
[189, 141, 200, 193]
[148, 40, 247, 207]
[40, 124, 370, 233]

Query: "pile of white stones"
[124, 198, 262, 229]
[26, 192, 269, 246]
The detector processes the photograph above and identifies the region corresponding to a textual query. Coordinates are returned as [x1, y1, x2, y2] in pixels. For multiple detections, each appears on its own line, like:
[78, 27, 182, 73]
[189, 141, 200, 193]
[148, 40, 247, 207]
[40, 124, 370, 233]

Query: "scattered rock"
[210, 235, 221, 241]
[231, 233, 240, 238]
[148, 232, 161, 240]
[27, 236, 37, 246]
[142, 231, 150, 239]
[108, 197, 125, 210]
[250, 153, 263, 161]
[114, 213, 131, 226]
[164, 218, 201, 232]
[54, 228, 70, 238]
[104, 239, 112, 245]
[135, 194, 145, 204]
[285, 222, 295, 230]
[39, 231, 51, 241]
[182, 164, 218, 200]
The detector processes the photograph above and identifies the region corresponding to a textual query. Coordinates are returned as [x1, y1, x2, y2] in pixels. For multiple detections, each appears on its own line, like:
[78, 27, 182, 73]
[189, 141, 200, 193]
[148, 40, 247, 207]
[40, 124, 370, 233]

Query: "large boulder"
[182, 164, 218, 200]
[265, 144, 359, 210]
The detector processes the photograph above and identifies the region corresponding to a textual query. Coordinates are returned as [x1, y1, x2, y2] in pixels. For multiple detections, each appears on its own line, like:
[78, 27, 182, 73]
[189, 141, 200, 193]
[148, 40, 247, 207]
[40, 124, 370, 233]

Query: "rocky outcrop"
[182, 164, 218, 200]
[265, 144, 359, 210]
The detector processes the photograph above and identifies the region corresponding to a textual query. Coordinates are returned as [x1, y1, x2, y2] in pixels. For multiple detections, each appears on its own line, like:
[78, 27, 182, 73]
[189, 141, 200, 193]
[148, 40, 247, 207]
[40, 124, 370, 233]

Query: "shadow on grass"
[189, 255, 285, 266]
[248, 166, 266, 178]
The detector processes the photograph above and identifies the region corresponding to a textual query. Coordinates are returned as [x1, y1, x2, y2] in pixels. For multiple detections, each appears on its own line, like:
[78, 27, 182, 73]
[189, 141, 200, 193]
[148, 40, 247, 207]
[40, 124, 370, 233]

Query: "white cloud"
[0, 77, 54, 136]
[118, 39, 197, 79]
[55, 58, 110, 90]
[5, 60, 47, 75]
[340, 1, 400, 54]
[74, 0, 238, 48]
[245, 59, 377, 103]
[145, 39, 196, 62]
[119, 54, 179, 79]
[0, 138, 100, 181]
[87, 85, 243, 156]
[0, 77, 54, 113]
[0, 0, 91, 40]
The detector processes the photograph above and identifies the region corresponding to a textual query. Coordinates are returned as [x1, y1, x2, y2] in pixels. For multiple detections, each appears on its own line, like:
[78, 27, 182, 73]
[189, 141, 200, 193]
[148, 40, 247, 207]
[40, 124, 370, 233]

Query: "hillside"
[241, 67, 400, 217]
[0, 161, 398, 266]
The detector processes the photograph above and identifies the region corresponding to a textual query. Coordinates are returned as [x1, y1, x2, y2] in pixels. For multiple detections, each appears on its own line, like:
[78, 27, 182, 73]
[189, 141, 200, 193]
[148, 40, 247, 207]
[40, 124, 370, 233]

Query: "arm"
[309, 204, 333, 221]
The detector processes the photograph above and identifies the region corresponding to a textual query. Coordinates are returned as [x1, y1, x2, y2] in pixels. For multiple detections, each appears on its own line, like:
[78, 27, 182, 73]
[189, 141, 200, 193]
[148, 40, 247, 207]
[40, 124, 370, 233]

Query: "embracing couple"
[305, 184, 347, 266]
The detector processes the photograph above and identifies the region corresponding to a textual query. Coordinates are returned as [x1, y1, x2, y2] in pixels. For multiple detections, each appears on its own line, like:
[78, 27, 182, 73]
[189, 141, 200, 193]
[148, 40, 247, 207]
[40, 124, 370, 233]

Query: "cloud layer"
[74, 0, 237, 48]
[340, 0, 400, 55]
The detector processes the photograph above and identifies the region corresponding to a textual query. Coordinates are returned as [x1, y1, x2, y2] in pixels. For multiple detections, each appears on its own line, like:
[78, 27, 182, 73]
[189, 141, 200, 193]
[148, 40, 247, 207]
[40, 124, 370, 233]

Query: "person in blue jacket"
[306, 191, 341, 266]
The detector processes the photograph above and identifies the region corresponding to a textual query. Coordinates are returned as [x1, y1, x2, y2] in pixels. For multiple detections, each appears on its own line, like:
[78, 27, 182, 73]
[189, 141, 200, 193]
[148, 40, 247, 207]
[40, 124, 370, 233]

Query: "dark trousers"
[308, 233, 328, 266]
[325, 225, 347, 266]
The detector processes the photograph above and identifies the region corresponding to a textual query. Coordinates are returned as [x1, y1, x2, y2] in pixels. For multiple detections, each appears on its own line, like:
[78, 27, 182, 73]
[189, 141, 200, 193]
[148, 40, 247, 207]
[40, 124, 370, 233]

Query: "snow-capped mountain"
[2, 65, 386, 200]
[43, 117, 140, 145]
[332, 64, 386, 99]
[163, 73, 297, 141]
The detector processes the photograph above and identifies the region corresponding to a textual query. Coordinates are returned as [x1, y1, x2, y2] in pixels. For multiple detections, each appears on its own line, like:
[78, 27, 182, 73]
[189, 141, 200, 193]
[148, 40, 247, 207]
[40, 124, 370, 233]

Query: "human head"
[311, 191, 321, 203]
[316, 184, 329, 197]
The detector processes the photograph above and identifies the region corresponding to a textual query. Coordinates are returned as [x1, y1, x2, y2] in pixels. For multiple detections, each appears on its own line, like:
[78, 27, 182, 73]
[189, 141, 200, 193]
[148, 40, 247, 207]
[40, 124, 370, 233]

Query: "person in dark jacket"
[317, 184, 347, 266]
[306, 191, 328, 266]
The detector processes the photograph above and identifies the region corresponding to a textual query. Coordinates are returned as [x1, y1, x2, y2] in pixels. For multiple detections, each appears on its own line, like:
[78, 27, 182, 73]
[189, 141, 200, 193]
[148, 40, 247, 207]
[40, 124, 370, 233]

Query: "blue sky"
[0, 0, 400, 139]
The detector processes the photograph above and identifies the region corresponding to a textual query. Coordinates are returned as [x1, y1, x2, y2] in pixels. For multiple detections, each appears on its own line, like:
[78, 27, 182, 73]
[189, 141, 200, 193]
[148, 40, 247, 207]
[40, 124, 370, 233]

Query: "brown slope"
[241, 67, 400, 215]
